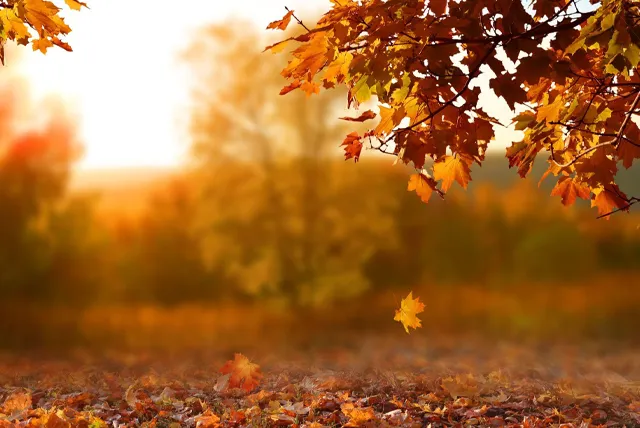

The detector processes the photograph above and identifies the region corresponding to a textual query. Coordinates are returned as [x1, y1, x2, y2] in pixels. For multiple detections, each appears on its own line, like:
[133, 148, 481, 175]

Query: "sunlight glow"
[17, 0, 330, 170]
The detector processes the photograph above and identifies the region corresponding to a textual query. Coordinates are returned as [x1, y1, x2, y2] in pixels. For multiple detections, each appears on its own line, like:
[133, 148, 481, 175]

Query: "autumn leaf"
[219, 353, 263, 393]
[64, 0, 87, 10]
[550, 177, 591, 206]
[339, 110, 376, 122]
[2, 390, 32, 415]
[341, 403, 375, 426]
[536, 93, 564, 123]
[591, 185, 629, 218]
[407, 173, 435, 203]
[32, 37, 53, 53]
[300, 80, 321, 96]
[280, 80, 302, 95]
[433, 155, 472, 192]
[266, 10, 294, 31]
[428, 0, 447, 16]
[394, 291, 425, 334]
[341, 132, 362, 162]
[267, 0, 640, 218]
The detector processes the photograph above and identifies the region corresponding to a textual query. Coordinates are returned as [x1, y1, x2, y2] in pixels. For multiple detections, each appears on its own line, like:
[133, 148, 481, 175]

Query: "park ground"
[1, 291, 640, 427]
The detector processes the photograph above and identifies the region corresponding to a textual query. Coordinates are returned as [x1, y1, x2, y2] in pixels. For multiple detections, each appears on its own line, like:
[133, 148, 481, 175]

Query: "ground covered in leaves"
[1, 337, 640, 427]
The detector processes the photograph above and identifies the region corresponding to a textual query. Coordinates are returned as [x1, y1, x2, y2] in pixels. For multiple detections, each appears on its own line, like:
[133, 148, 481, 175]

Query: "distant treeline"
[2, 152, 640, 309]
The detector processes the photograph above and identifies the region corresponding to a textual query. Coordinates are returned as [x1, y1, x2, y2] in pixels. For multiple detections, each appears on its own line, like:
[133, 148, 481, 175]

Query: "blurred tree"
[0, 83, 83, 301]
[184, 22, 393, 307]
[134, 177, 217, 305]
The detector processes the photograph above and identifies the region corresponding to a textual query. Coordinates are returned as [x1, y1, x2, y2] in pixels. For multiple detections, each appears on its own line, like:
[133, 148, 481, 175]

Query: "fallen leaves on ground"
[0, 342, 639, 427]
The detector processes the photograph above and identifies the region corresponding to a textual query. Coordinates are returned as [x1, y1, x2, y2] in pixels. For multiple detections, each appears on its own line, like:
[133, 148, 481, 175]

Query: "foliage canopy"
[267, 0, 640, 218]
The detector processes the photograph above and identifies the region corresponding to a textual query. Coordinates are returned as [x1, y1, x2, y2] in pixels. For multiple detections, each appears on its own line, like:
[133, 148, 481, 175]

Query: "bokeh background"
[0, 3, 639, 363]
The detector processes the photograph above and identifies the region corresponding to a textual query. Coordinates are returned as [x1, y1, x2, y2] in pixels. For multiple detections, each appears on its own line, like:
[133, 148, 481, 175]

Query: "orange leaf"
[300, 80, 321, 96]
[394, 291, 425, 334]
[219, 353, 263, 393]
[550, 177, 591, 206]
[341, 132, 362, 162]
[339, 110, 377, 122]
[280, 80, 302, 95]
[591, 184, 629, 218]
[433, 155, 472, 192]
[2, 390, 32, 415]
[267, 10, 295, 31]
[64, 0, 87, 10]
[407, 173, 435, 203]
[341, 403, 375, 426]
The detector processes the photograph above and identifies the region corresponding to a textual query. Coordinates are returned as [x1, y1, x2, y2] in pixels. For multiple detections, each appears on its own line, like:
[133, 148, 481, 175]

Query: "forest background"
[1, 19, 639, 355]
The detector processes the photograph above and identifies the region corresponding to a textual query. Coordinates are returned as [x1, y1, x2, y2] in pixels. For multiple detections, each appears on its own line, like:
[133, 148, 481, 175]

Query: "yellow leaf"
[625, 43, 640, 67]
[536, 94, 564, 123]
[374, 105, 395, 136]
[433, 155, 472, 192]
[64, 0, 87, 11]
[31, 37, 52, 53]
[394, 291, 425, 334]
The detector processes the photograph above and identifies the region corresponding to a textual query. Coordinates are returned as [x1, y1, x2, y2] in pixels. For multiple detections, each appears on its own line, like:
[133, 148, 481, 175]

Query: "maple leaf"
[339, 110, 376, 122]
[219, 353, 263, 393]
[31, 37, 53, 53]
[551, 177, 591, 206]
[394, 291, 425, 334]
[266, 10, 294, 31]
[267, 0, 640, 218]
[341, 403, 375, 427]
[407, 173, 435, 203]
[591, 185, 629, 218]
[341, 132, 362, 162]
[300, 80, 321, 96]
[2, 390, 32, 415]
[433, 155, 472, 193]
[536, 93, 564, 123]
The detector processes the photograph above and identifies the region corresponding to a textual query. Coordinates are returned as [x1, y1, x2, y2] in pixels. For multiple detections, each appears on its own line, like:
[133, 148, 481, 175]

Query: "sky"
[17, 0, 331, 170]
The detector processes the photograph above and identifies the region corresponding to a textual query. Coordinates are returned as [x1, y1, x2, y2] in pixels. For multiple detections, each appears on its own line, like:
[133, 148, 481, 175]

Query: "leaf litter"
[1, 338, 639, 427]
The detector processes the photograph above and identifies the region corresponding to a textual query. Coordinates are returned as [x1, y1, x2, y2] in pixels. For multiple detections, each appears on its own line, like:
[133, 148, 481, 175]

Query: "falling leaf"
[267, 10, 295, 31]
[394, 291, 425, 334]
[339, 110, 377, 122]
[220, 353, 263, 393]
[341, 132, 362, 162]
